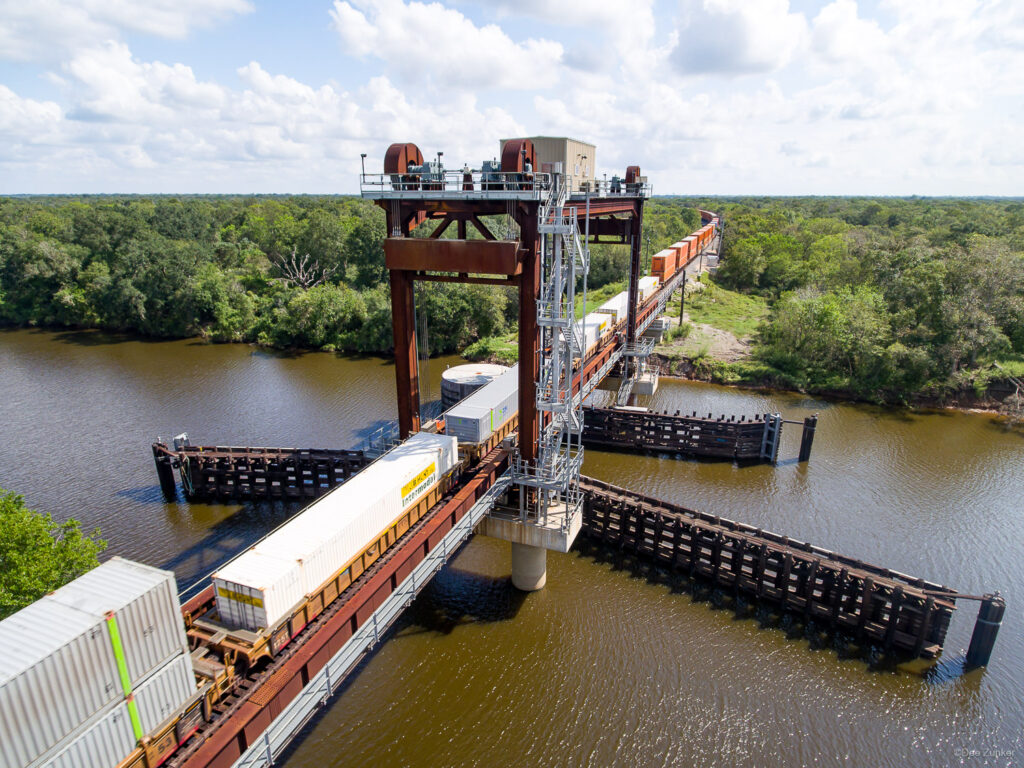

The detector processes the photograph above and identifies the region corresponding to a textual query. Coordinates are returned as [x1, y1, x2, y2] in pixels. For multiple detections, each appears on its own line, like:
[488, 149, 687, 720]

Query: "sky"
[0, 0, 1021, 195]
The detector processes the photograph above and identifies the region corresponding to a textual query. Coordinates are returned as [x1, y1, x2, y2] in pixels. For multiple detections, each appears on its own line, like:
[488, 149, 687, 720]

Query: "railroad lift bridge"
[367, 139, 652, 590]
[145, 141, 1003, 768]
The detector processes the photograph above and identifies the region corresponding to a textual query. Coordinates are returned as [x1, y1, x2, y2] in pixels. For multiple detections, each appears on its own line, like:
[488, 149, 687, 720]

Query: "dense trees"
[684, 196, 1024, 397]
[0, 196, 520, 355]
[2, 193, 1020, 399]
[0, 489, 106, 619]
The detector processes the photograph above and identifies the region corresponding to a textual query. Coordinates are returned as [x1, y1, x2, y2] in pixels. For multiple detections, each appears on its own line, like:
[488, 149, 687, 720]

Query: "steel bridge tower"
[363, 139, 649, 589]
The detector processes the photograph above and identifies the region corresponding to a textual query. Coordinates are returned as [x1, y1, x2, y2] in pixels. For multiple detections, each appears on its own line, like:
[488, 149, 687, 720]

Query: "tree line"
[685, 196, 1024, 398]
[0, 195, 694, 356]
[4, 193, 1019, 399]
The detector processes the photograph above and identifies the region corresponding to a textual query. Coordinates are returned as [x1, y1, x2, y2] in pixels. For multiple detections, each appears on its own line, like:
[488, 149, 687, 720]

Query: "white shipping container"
[638, 276, 660, 302]
[133, 652, 196, 735]
[595, 292, 629, 324]
[574, 312, 610, 354]
[214, 432, 458, 632]
[0, 601, 120, 768]
[45, 558, 188, 684]
[445, 404, 492, 444]
[40, 701, 136, 768]
[214, 550, 303, 631]
[0, 558, 188, 768]
[445, 365, 518, 446]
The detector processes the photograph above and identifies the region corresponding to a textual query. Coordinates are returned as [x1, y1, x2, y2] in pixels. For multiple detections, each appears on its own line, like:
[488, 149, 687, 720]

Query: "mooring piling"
[799, 414, 818, 462]
[966, 593, 1005, 669]
[153, 444, 178, 500]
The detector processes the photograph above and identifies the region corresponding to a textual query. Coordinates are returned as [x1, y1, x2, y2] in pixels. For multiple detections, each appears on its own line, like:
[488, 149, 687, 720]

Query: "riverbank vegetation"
[0, 196, 690, 356]
[0, 488, 105, 619]
[1, 195, 1021, 402]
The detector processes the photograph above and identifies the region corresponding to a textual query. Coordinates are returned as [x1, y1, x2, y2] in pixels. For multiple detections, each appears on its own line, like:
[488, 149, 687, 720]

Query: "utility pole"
[679, 277, 685, 325]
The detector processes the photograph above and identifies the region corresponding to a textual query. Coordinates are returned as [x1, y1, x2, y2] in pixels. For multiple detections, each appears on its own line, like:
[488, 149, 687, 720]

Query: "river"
[1, 328, 1021, 768]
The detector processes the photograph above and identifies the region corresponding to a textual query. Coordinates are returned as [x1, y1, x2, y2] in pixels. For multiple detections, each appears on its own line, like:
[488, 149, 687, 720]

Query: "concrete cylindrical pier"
[511, 543, 547, 591]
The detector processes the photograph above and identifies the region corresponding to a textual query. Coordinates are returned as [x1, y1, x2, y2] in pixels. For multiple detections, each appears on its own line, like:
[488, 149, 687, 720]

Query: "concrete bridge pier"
[511, 543, 548, 591]
[481, 496, 582, 592]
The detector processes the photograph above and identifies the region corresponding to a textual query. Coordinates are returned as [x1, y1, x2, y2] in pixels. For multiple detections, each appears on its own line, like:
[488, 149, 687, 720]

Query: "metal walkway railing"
[231, 470, 512, 768]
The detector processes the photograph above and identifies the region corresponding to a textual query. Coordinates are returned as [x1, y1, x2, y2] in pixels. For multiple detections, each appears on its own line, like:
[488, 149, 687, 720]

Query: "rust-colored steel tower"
[364, 139, 648, 468]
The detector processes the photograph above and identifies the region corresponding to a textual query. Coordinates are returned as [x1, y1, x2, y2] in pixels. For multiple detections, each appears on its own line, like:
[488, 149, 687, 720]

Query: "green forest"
[0, 195, 694, 356]
[1, 194, 1021, 401]
[687, 196, 1024, 399]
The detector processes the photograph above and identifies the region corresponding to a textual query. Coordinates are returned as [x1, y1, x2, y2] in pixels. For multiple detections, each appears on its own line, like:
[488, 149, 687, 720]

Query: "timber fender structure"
[578, 476, 958, 659]
[153, 443, 371, 502]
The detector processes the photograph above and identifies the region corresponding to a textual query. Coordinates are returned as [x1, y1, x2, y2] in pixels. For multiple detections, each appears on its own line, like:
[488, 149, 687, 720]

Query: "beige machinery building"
[499, 136, 596, 193]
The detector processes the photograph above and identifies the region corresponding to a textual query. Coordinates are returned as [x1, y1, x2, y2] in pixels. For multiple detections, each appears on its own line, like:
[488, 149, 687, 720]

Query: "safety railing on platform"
[622, 337, 656, 358]
[486, 484, 584, 533]
[360, 170, 553, 198]
[574, 178, 652, 198]
[231, 470, 513, 768]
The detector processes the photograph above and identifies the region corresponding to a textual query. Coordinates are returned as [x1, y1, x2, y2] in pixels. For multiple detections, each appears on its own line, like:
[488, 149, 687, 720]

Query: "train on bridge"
[2, 142, 1002, 768]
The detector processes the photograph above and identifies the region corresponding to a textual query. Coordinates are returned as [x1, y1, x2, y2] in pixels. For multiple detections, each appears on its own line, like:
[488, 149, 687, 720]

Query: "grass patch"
[693, 358, 802, 388]
[662, 321, 691, 344]
[673, 276, 769, 338]
[462, 334, 518, 365]
[994, 355, 1024, 379]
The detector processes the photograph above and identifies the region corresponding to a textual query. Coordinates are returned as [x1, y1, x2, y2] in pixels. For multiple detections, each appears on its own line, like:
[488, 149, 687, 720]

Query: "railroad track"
[166, 464, 476, 766]
[167, 451, 507, 767]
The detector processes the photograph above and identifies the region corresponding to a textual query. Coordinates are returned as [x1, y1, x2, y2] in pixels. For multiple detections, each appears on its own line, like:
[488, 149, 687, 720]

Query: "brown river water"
[1, 328, 1021, 768]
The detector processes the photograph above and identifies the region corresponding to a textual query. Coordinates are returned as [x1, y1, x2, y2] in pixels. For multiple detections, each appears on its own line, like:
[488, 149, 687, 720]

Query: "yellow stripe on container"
[218, 587, 264, 608]
[401, 462, 436, 498]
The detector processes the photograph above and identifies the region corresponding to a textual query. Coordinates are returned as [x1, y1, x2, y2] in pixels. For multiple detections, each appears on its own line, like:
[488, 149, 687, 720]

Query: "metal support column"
[389, 268, 420, 438]
[518, 208, 541, 463]
[625, 206, 644, 352]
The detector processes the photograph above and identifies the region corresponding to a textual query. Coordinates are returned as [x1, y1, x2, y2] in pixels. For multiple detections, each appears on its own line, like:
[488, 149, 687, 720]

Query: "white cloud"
[0, 85, 63, 142]
[673, 0, 808, 75]
[0, 35, 530, 192]
[329, 0, 563, 88]
[471, 0, 657, 59]
[811, 0, 889, 67]
[0, 0, 1021, 194]
[0, 0, 252, 61]
[65, 42, 225, 122]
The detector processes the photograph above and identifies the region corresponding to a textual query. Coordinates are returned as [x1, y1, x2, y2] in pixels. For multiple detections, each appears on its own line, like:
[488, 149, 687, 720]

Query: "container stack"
[650, 248, 677, 282]
[0, 558, 196, 768]
[445, 365, 519, 445]
[670, 240, 690, 266]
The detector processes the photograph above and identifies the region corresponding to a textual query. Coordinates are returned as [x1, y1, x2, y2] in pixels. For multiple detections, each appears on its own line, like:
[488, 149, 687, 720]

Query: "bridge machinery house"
[499, 136, 596, 193]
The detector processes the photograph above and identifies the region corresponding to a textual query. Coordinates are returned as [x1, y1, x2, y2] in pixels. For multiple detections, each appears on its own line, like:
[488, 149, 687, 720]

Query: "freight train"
[440, 214, 721, 458]
[0, 211, 719, 768]
[0, 432, 461, 768]
[650, 219, 718, 283]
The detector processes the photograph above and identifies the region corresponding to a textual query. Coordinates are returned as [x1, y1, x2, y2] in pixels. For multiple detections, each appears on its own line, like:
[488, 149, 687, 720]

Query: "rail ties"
[152, 443, 372, 502]
[578, 476, 960, 660]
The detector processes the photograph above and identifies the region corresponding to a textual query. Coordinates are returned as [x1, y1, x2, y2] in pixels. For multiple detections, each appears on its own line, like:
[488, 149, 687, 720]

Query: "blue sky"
[0, 0, 1021, 195]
